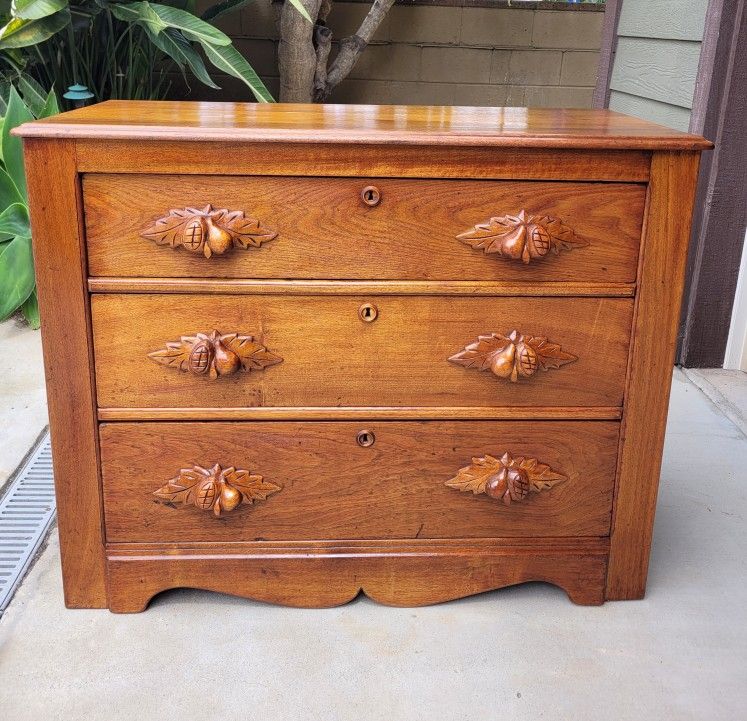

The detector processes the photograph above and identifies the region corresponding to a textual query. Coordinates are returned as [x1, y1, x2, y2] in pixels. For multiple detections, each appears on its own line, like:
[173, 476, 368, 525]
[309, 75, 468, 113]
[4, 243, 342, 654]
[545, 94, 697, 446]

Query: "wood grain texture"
[84, 175, 644, 283]
[87, 278, 636, 297]
[15, 102, 712, 149]
[99, 420, 619, 543]
[96, 406, 624, 421]
[105, 539, 609, 612]
[22, 138, 107, 608]
[607, 151, 701, 600]
[75, 141, 652, 182]
[91, 294, 634, 409]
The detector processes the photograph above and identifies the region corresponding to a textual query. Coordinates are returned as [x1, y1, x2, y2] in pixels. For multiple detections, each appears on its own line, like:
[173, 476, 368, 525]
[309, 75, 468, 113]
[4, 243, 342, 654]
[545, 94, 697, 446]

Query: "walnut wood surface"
[84, 175, 644, 283]
[23, 139, 107, 608]
[606, 151, 702, 599]
[105, 539, 609, 612]
[16, 101, 711, 149]
[18, 103, 709, 611]
[91, 294, 633, 409]
[87, 278, 636, 297]
[76, 141, 652, 182]
[99, 421, 618, 543]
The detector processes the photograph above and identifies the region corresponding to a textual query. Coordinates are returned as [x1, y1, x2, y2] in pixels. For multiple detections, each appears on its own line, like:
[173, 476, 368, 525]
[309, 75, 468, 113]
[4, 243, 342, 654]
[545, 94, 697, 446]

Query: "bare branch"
[318, 0, 395, 101]
[313, 24, 333, 102]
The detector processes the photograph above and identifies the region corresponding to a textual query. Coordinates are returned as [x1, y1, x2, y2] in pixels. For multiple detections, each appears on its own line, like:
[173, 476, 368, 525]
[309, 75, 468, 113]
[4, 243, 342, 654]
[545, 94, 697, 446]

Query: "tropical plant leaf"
[0, 8, 70, 49]
[0, 166, 24, 209]
[1, 86, 33, 199]
[201, 41, 274, 102]
[111, 1, 230, 45]
[20, 287, 39, 327]
[0, 202, 29, 236]
[0, 234, 34, 320]
[200, 0, 253, 22]
[38, 87, 59, 118]
[17, 73, 47, 115]
[11, 0, 68, 20]
[146, 26, 219, 89]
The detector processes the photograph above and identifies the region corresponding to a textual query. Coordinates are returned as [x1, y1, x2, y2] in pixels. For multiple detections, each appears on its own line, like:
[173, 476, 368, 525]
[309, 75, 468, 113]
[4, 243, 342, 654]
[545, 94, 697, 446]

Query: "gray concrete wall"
[186, 1, 604, 107]
[608, 0, 708, 130]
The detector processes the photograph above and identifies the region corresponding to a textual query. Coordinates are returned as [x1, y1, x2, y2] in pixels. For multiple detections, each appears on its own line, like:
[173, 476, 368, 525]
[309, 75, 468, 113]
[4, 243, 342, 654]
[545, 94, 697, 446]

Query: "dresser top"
[16, 101, 711, 150]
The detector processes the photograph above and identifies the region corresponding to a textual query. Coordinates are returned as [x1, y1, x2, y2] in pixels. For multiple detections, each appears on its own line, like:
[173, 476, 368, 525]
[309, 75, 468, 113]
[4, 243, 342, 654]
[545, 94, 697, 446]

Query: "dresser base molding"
[103, 539, 608, 613]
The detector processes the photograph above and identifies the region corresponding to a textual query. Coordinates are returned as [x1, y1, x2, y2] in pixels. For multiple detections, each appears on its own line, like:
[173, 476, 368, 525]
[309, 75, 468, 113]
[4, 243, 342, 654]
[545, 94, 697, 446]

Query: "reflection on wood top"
[15, 101, 712, 149]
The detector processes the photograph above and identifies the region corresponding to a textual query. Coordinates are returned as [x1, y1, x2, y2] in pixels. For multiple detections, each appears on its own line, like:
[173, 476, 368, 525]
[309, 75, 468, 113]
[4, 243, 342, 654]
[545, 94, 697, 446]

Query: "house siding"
[608, 0, 708, 130]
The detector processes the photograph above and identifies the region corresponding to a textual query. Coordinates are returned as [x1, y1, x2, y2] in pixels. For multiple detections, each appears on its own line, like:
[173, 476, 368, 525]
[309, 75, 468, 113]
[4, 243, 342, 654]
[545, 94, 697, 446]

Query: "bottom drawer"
[100, 420, 618, 543]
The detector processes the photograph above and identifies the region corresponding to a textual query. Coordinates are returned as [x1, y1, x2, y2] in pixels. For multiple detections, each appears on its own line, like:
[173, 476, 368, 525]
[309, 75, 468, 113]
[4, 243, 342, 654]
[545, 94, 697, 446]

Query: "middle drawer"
[92, 294, 633, 409]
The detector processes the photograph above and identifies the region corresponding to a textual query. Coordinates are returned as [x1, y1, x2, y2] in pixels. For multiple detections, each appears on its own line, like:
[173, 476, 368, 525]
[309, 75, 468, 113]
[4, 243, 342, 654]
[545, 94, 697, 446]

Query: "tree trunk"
[277, 0, 395, 103]
[277, 0, 323, 102]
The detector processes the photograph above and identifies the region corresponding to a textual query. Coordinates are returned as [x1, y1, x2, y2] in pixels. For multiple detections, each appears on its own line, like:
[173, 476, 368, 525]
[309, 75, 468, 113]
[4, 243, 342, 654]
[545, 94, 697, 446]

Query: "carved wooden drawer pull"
[149, 330, 282, 379]
[449, 329, 577, 383]
[141, 204, 277, 258]
[153, 463, 281, 517]
[446, 452, 567, 507]
[457, 210, 587, 264]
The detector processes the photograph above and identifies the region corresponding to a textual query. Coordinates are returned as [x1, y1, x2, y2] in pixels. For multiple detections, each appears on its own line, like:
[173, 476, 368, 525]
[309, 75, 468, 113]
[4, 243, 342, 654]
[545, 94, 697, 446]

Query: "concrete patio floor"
[0, 321, 745, 720]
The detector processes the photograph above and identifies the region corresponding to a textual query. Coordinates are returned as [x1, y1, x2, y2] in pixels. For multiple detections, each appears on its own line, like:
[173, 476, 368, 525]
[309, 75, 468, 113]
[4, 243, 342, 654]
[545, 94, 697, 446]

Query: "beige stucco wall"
[184, 2, 603, 106]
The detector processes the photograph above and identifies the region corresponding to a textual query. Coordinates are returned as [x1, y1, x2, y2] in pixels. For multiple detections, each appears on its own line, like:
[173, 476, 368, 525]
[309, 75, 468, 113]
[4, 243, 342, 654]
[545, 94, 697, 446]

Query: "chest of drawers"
[17, 102, 710, 612]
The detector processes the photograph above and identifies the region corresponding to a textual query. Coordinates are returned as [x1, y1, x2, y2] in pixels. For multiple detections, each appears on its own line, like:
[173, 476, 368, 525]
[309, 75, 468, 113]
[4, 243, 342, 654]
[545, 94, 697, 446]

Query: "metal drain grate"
[0, 432, 56, 613]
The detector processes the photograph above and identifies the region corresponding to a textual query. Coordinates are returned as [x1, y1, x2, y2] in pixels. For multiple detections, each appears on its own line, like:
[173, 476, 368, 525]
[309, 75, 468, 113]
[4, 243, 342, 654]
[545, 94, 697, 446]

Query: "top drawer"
[83, 175, 644, 283]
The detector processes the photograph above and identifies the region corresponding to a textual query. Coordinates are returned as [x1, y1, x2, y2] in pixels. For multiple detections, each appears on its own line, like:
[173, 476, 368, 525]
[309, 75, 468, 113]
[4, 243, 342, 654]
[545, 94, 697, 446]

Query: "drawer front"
[100, 420, 618, 542]
[84, 175, 644, 283]
[92, 294, 633, 409]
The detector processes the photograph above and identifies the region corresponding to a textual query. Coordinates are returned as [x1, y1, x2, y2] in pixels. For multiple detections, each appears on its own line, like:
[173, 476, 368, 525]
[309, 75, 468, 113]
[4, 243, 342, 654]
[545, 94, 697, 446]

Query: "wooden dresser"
[17, 102, 710, 612]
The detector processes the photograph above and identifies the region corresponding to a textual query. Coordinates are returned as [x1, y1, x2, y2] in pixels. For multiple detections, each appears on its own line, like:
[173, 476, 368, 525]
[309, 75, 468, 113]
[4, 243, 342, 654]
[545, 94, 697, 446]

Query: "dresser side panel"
[607, 150, 701, 600]
[23, 138, 107, 607]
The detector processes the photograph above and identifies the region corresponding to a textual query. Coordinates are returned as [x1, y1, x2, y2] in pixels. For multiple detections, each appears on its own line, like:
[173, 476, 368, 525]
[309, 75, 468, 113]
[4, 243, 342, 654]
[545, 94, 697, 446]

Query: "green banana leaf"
[202, 42, 273, 102]
[0, 7, 70, 48]
[146, 26, 219, 89]
[109, 1, 229, 45]
[12, 0, 68, 21]
[0, 234, 34, 320]
[200, 0, 253, 22]
[1, 86, 33, 199]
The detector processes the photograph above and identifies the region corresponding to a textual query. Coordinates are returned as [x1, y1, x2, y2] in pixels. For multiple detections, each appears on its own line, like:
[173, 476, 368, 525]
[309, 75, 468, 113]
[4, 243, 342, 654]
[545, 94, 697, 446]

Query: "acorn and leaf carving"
[153, 463, 281, 517]
[141, 204, 277, 258]
[445, 452, 567, 506]
[449, 329, 577, 383]
[149, 330, 282, 380]
[457, 210, 587, 264]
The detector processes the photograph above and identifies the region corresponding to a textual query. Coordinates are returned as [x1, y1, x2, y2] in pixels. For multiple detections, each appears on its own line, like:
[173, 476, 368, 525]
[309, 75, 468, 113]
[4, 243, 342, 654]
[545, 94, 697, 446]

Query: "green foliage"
[0, 85, 58, 327]
[0, 0, 275, 106]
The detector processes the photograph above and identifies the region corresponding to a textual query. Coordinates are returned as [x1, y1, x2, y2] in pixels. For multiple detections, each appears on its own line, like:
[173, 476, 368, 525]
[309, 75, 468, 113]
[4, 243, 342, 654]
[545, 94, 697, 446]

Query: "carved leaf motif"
[153, 463, 281, 517]
[456, 209, 588, 264]
[445, 454, 504, 494]
[141, 204, 277, 257]
[148, 330, 283, 379]
[223, 467, 281, 503]
[445, 451, 567, 505]
[448, 329, 577, 383]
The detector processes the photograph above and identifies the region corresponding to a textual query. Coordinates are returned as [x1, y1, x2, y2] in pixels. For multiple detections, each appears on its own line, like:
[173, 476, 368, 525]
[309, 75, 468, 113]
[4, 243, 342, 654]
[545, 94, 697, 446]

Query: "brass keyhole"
[356, 430, 375, 447]
[358, 303, 378, 322]
[361, 185, 381, 207]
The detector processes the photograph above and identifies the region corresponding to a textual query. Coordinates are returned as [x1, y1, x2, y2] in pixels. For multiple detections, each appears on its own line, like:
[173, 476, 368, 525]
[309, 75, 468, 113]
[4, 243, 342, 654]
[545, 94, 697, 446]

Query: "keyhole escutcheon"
[356, 430, 376, 447]
[358, 302, 378, 323]
[361, 185, 381, 207]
